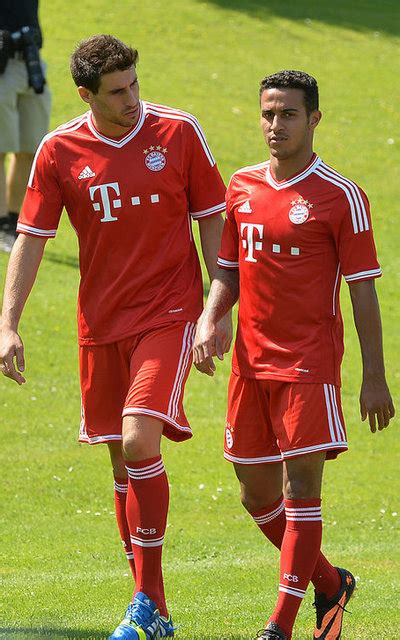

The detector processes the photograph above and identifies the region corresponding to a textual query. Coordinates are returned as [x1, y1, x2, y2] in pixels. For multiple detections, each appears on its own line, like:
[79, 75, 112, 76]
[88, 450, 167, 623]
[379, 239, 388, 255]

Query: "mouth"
[124, 108, 138, 118]
[269, 136, 288, 144]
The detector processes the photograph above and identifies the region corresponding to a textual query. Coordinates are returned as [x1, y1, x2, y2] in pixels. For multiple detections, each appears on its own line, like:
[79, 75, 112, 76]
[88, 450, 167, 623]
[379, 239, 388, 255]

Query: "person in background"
[0, 0, 51, 252]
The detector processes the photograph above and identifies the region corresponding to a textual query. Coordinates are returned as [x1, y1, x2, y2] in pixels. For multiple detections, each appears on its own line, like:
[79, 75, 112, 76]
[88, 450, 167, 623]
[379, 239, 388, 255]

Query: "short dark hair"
[259, 70, 319, 115]
[70, 34, 138, 94]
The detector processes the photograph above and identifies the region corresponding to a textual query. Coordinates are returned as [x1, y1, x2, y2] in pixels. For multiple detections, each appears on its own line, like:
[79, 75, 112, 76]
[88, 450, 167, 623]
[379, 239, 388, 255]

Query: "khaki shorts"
[0, 58, 51, 153]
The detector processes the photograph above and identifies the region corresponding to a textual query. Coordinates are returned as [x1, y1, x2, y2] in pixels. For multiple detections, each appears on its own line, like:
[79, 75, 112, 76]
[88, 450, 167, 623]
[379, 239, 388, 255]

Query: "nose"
[127, 89, 137, 106]
[270, 115, 282, 131]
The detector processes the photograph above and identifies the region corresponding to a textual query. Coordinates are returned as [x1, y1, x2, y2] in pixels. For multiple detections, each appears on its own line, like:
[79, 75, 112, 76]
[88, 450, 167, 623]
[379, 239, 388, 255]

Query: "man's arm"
[193, 266, 239, 376]
[0, 234, 47, 384]
[198, 214, 233, 360]
[348, 279, 395, 432]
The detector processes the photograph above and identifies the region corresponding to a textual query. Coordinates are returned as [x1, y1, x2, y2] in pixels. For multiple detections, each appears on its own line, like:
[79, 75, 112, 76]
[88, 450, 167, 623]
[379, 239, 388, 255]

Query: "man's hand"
[193, 312, 232, 376]
[215, 312, 233, 361]
[0, 328, 26, 385]
[360, 375, 395, 433]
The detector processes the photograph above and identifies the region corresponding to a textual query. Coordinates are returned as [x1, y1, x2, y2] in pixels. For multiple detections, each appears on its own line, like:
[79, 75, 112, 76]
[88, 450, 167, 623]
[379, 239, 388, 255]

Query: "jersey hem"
[231, 365, 341, 386]
[78, 315, 200, 346]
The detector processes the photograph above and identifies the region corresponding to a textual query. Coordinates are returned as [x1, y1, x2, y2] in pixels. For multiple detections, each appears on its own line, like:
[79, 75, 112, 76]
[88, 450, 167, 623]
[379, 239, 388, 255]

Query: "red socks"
[268, 499, 323, 638]
[251, 496, 341, 599]
[113, 477, 136, 579]
[125, 455, 169, 617]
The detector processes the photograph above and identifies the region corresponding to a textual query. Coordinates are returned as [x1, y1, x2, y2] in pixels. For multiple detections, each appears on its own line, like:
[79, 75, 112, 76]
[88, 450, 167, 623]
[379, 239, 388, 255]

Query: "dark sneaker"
[313, 567, 356, 639]
[0, 214, 18, 252]
[255, 621, 288, 639]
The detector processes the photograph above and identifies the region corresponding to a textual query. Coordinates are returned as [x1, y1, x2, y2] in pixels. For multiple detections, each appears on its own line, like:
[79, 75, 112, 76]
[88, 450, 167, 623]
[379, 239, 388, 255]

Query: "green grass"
[1, 1, 399, 638]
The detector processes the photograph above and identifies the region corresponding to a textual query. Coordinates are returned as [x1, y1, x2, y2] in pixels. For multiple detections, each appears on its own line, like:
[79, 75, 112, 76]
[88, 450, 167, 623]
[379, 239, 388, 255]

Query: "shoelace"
[126, 600, 153, 625]
[255, 630, 282, 639]
[313, 600, 352, 615]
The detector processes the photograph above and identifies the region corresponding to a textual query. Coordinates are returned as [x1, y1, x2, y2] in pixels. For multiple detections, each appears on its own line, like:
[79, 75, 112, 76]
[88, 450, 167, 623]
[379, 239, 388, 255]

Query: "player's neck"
[269, 150, 315, 182]
[90, 113, 138, 139]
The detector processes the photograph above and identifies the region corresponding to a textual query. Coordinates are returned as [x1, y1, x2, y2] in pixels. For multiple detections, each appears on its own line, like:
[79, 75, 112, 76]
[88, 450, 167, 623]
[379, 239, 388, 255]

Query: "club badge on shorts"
[143, 145, 168, 171]
[225, 426, 234, 449]
[288, 196, 314, 224]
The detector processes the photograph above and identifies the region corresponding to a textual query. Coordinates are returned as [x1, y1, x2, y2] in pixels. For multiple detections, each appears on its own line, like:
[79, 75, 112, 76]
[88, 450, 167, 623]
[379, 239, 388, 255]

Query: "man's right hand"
[0, 328, 26, 384]
[193, 314, 220, 376]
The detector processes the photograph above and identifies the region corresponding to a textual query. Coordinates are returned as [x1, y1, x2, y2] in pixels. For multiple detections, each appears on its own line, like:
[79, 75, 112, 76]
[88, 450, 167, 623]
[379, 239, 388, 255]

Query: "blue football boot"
[108, 592, 161, 639]
[159, 614, 176, 637]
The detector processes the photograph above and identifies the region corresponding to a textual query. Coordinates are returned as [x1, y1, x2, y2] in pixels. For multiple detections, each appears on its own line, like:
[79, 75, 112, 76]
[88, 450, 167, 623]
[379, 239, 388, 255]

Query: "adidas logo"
[78, 165, 96, 180]
[237, 200, 252, 213]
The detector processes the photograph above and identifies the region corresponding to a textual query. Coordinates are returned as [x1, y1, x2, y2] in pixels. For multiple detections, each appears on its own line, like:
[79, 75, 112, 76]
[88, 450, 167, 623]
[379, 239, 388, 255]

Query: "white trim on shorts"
[225, 441, 348, 465]
[122, 407, 192, 435]
[79, 432, 122, 445]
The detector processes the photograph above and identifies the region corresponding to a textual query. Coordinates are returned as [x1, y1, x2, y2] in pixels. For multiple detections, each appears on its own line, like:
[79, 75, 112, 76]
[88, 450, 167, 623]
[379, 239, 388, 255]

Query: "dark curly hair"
[70, 34, 138, 94]
[259, 70, 319, 116]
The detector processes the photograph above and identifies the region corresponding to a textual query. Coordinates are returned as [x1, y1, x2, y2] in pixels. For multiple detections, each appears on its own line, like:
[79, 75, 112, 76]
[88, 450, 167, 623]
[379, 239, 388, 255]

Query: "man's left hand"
[360, 375, 395, 432]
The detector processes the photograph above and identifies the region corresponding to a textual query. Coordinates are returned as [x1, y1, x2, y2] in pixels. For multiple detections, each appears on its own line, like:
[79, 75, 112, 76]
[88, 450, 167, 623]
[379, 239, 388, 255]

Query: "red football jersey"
[18, 101, 226, 345]
[218, 154, 381, 385]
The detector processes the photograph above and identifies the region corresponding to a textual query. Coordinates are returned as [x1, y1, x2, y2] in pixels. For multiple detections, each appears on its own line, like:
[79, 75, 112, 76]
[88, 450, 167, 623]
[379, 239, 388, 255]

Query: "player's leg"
[122, 413, 167, 615]
[262, 452, 325, 639]
[78, 341, 138, 580]
[108, 441, 136, 579]
[109, 322, 195, 640]
[260, 382, 349, 639]
[240, 460, 342, 599]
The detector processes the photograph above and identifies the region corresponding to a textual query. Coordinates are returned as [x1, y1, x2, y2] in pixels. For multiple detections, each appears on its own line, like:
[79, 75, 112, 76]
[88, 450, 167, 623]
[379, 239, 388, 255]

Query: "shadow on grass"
[44, 250, 79, 270]
[0, 629, 107, 640]
[0, 631, 247, 640]
[201, 0, 400, 36]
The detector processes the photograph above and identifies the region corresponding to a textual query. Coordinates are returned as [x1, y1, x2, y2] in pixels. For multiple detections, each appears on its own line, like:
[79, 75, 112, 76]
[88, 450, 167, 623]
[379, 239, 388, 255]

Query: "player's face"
[79, 67, 140, 135]
[260, 88, 321, 161]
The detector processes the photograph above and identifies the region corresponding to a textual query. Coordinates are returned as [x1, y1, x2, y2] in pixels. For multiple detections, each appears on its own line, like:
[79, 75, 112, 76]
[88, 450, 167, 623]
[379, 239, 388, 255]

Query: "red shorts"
[224, 373, 348, 464]
[78, 322, 195, 445]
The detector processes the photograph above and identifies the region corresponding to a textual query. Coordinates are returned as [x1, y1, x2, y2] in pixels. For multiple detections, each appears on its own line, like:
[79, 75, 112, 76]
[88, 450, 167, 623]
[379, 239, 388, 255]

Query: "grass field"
[1, 1, 399, 638]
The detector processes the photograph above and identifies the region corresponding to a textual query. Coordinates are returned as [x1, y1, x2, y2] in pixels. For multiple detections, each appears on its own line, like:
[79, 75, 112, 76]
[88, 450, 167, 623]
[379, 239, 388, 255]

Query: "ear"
[78, 86, 92, 104]
[309, 110, 322, 130]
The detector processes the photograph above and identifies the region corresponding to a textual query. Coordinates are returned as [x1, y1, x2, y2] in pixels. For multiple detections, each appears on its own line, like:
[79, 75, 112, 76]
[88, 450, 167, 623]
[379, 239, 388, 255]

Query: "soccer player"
[0, 35, 230, 640]
[193, 70, 395, 640]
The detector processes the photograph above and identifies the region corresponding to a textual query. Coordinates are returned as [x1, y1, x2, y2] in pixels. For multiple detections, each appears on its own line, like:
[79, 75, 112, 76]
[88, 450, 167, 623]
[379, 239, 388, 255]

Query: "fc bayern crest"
[288, 196, 314, 224]
[143, 145, 168, 172]
[225, 427, 234, 449]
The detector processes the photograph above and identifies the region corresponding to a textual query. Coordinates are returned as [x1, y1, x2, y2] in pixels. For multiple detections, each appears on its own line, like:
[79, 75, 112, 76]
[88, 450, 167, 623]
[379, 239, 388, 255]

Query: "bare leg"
[6, 152, 35, 213]
[0, 153, 7, 217]
[234, 460, 283, 512]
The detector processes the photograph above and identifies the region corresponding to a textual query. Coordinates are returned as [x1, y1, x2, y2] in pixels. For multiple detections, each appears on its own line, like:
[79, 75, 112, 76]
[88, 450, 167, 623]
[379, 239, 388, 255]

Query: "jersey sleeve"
[330, 186, 382, 284]
[17, 139, 63, 238]
[217, 175, 239, 269]
[183, 118, 226, 219]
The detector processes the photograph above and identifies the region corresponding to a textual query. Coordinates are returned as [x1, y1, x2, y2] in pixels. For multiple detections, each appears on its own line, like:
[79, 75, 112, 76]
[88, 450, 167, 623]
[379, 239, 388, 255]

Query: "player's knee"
[283, 475, 321, 500]
[122, 432, 143, 461]
[240, 487, 266, 513]
[122, 431, 159, 462]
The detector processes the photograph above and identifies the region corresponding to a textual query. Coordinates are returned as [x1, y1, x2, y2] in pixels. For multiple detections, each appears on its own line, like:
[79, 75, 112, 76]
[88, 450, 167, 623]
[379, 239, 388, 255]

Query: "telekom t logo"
[89, 182, 121, 222]
[240, 222, 264, 262]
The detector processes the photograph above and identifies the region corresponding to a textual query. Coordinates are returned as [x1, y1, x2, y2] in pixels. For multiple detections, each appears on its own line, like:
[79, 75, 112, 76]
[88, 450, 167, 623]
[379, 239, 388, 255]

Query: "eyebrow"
[261, 107, 299, 114]
[108, 78, 138, 94]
